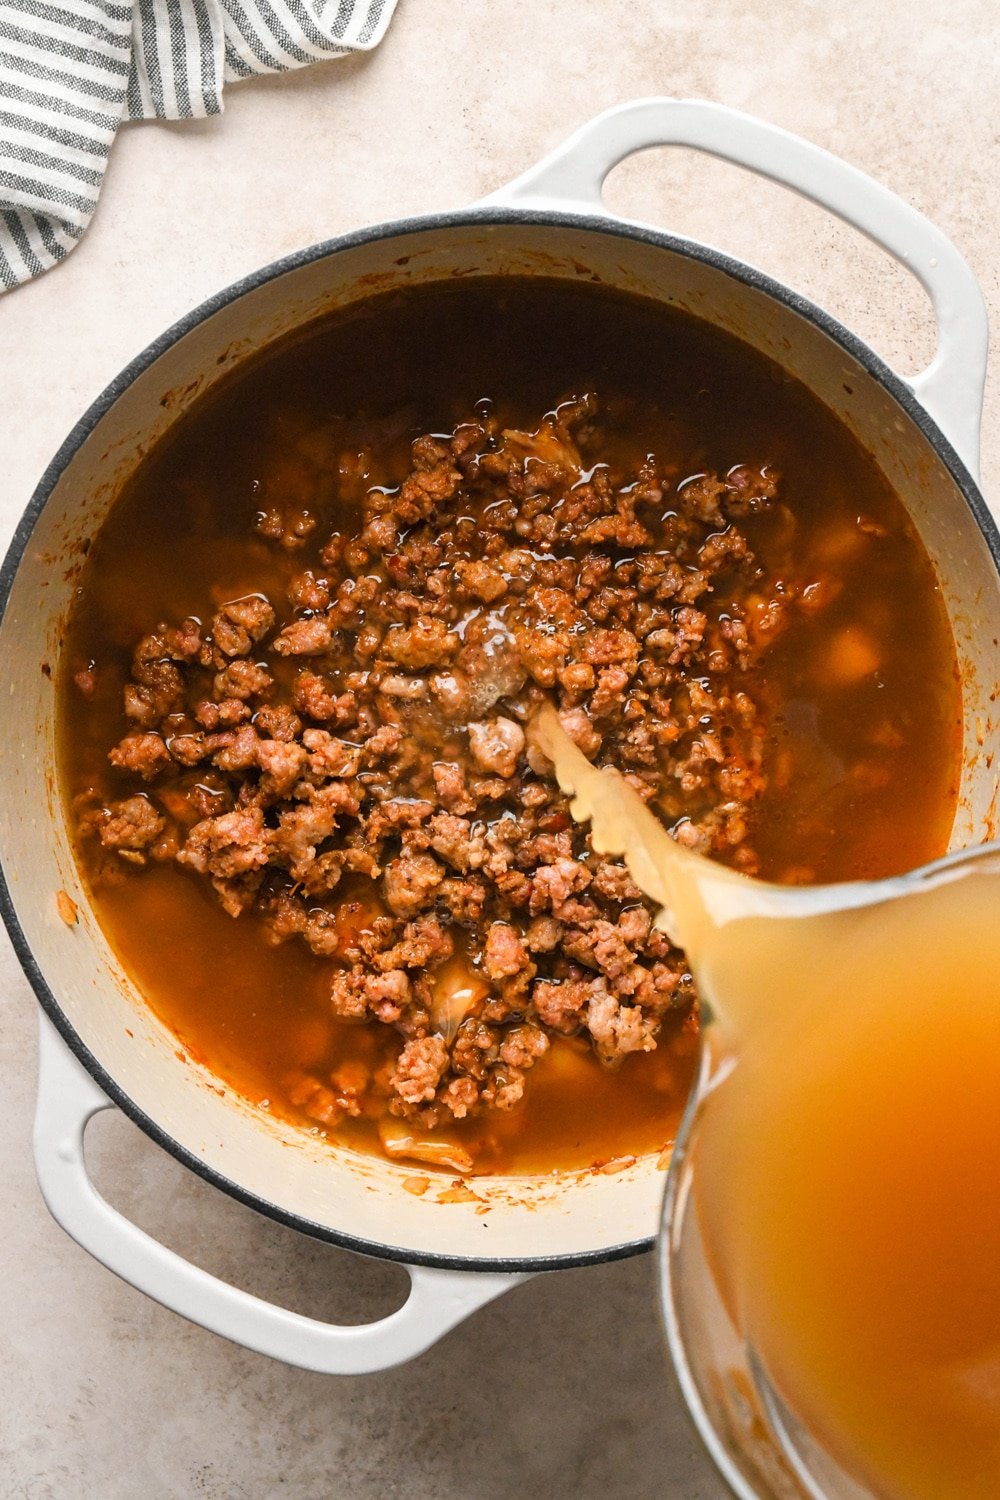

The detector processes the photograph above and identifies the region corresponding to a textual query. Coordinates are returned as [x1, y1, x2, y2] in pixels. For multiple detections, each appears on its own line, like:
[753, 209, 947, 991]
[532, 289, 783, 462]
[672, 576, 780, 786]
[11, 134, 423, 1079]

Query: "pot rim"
[2, 205, 997, 1273]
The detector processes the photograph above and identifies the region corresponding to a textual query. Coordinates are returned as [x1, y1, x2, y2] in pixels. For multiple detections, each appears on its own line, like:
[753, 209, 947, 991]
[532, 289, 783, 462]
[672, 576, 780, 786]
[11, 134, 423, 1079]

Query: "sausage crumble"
[76, 397, 778, 1136]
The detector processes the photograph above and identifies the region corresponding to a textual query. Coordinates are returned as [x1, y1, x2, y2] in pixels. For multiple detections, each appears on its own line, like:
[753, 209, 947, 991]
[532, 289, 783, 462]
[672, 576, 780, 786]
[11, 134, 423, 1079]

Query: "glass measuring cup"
[525, 702, 1000, 1497]
[657, 840, 1000, 1500]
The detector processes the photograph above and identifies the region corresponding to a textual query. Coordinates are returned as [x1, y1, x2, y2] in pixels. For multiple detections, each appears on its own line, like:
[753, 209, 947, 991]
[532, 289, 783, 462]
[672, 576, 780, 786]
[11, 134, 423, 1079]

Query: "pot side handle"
[33, 1012, 526, 1373]
[482, 97, 988, 479]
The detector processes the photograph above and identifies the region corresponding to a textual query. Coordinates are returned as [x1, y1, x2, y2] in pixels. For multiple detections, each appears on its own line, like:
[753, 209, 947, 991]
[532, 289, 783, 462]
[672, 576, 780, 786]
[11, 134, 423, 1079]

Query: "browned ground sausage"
[74, 401, 784, 1132]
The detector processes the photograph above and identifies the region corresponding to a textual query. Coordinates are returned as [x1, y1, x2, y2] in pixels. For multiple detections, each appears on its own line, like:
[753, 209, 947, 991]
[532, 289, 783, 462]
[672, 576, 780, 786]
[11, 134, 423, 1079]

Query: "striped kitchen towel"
[0, 0, 398, 291]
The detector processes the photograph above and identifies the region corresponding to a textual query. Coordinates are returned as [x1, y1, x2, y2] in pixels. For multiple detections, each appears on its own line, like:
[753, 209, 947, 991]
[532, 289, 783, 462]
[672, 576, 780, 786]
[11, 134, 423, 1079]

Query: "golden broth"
[58, 277, 961, 1174]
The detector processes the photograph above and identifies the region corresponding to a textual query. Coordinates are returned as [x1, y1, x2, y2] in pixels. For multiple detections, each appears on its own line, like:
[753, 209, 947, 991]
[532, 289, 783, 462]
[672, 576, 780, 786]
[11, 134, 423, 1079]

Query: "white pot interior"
[3, 217, 999, 1266]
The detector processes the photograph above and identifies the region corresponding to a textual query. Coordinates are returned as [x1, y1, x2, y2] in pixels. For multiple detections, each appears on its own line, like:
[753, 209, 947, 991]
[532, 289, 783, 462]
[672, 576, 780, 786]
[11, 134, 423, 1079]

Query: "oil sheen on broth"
[58, 278, 961, 1175]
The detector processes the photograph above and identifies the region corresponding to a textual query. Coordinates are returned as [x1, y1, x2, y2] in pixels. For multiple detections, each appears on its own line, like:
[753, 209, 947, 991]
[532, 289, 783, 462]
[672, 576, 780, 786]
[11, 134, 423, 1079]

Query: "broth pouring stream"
[531, 701, 1000, 1500]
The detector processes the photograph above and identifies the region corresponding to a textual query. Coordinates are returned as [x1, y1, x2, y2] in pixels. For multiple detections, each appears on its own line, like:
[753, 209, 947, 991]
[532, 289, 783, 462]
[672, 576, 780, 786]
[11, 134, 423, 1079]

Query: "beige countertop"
[2, 2, 998, 1496]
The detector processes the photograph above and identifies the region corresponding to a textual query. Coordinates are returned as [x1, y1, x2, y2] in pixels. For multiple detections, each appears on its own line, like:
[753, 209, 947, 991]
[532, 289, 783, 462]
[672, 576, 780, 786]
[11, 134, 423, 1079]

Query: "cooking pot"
[2, 98, 996, 1375]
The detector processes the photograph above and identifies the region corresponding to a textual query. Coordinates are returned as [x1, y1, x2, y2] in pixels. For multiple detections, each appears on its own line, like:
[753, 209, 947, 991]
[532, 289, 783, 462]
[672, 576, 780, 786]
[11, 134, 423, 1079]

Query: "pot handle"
[482, 97, 988, 478]
[33, 1013, 526, 1373]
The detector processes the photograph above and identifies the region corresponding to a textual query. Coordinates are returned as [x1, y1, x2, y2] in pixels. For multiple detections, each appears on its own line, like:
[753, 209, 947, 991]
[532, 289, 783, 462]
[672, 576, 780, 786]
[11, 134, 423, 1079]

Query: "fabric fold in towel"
[0, 0, 398, 291]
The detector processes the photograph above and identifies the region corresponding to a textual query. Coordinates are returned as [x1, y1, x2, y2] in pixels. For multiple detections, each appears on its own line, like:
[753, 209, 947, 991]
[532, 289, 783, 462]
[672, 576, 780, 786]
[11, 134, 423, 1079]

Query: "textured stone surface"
[1, 2, 998, 1494]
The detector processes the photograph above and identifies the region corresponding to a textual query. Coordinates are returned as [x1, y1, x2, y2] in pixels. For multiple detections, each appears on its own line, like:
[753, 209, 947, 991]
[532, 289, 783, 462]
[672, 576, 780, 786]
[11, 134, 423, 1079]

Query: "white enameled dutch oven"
[2, 98, 997, 1374]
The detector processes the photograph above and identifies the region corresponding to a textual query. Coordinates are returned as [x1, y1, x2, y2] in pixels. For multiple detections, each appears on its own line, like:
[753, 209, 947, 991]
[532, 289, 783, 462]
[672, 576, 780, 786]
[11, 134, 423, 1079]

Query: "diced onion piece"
[824, 626, 880, 685]
[378, 1118, 475, 1174]
[544, 1039, 600, 1086]
[430, 953, 489, 1042]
